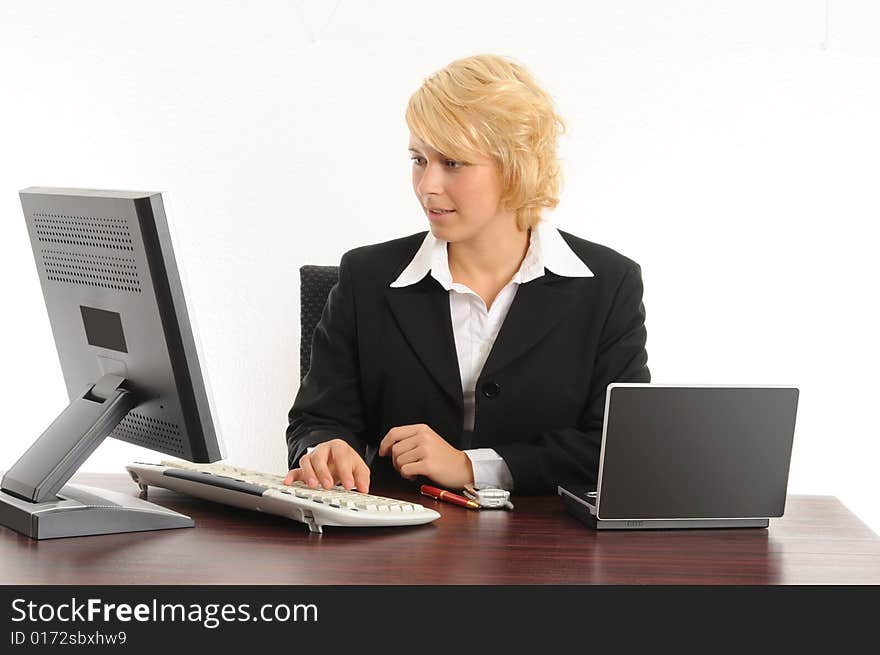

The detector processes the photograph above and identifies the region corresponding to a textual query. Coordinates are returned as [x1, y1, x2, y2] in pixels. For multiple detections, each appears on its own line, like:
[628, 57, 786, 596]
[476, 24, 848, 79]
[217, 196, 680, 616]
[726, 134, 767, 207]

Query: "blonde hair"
[406, 54, 565, 231]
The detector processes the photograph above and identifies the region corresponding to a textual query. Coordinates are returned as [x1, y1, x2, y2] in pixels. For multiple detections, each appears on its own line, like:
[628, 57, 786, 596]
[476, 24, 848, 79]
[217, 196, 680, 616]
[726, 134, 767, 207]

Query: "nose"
[415, 161, 445, 199]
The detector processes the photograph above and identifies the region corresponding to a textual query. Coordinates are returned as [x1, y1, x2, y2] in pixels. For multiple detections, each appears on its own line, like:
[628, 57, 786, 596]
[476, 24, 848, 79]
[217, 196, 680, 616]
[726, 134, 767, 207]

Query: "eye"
[410, 155, 426, 166]
[445, 159, 463, 169]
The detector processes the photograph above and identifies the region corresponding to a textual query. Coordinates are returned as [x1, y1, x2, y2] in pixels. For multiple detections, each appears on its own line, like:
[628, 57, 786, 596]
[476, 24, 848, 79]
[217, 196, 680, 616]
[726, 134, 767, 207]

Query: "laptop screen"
[597, 386, 798, 520]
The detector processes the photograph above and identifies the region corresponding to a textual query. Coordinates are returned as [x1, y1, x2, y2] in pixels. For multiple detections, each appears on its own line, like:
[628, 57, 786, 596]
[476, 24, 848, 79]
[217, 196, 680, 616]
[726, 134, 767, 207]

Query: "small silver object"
[463, 483, 514, 510]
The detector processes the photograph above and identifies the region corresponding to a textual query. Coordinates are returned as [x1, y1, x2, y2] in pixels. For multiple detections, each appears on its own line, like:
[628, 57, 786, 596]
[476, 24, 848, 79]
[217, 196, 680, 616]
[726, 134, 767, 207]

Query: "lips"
[427, 208, 455, 214]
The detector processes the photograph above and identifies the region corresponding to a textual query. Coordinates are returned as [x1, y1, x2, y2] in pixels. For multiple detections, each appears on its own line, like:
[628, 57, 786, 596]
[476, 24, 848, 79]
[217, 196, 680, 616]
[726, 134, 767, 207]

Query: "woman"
[284, 54, 649, 495]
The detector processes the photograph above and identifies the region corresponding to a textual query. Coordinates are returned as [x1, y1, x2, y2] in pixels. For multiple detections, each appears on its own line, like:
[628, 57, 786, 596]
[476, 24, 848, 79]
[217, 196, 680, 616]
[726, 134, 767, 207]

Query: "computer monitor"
[0, 187, 225, 539]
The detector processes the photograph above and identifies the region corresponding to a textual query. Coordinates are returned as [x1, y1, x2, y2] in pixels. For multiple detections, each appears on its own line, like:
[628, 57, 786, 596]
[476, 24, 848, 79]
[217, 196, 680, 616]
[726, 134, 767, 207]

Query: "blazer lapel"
[481, 275, 577, 379]
[385, 278, 463, 408]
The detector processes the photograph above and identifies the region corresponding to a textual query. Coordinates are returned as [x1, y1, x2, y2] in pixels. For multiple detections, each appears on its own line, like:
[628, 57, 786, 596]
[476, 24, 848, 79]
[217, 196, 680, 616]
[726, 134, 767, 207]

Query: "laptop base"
[558, 486, 769, 531]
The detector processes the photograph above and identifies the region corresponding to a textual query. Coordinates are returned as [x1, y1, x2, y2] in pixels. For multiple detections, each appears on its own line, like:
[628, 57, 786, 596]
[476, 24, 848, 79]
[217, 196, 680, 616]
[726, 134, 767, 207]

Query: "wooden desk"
[1, 473, 878, 584]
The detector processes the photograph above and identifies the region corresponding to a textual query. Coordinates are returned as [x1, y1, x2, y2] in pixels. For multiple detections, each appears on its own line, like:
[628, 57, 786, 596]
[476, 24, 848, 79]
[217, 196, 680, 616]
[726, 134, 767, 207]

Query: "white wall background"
[1, 1, 878, 532]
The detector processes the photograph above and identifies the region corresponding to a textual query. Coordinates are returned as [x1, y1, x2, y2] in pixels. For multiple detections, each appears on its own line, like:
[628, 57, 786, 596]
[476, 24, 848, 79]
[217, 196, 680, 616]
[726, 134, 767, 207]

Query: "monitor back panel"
[19, 188, 221, 462]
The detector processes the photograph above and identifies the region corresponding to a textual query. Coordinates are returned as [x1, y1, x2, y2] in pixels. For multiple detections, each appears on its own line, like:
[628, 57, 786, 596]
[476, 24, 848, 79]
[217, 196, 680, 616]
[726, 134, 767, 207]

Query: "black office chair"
[299, 265, 339, 382]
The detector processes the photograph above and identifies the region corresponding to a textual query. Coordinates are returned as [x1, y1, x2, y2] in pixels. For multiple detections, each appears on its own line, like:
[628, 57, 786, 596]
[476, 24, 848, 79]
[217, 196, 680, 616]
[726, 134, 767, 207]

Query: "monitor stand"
[0, 374, 194, 539]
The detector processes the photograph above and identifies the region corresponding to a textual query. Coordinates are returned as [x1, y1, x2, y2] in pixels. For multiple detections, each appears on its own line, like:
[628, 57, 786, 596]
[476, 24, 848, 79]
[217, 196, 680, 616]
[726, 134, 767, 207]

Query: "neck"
[447, 215, 530, 283]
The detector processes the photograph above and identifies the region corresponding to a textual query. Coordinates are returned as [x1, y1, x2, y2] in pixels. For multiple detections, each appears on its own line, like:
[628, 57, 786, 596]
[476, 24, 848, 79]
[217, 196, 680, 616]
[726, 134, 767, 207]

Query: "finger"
[395, 446, 425, 469]
[353, 460, 371, 494]
[298, 455, 319, 488]
[309, 450, 335, 489]
[379, 424, 421, 456]
[284, 469, 303, 485]
[327, 442, 353, 489]
[382, 424, 426, 454]
[391, 437, 421, 460]
[399, 461, 427, 481]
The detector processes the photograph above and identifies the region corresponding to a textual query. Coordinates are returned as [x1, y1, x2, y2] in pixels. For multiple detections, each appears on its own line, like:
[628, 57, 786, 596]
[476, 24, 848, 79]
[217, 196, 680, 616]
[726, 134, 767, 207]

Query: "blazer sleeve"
[494, 263, 650, 493]
[285, 251, 369, 470]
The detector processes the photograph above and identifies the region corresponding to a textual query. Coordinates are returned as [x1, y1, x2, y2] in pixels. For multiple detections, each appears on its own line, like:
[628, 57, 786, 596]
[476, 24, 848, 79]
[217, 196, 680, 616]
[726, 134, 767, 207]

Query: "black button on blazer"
[481, 382, 501, 399]
[287, 229, 650, 494]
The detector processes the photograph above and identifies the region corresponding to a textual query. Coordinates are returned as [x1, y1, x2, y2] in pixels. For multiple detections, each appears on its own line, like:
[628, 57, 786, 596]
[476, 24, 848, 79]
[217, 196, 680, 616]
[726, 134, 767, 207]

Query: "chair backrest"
[299, 265, 340, 382]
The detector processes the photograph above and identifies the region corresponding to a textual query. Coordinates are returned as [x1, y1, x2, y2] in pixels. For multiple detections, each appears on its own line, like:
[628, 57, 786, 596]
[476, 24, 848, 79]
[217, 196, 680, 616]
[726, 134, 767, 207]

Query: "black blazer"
[286, 229, 650, 494]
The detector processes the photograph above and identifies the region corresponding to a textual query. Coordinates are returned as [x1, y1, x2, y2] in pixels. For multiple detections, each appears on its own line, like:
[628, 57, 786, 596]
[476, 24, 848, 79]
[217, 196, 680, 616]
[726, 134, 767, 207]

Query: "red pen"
[420, 485, 480, 510]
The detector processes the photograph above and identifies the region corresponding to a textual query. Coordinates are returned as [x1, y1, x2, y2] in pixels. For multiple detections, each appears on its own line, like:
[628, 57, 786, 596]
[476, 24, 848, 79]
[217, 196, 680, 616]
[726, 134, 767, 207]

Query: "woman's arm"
[494, 264, 650, 493]
[286, 251, 370, 470]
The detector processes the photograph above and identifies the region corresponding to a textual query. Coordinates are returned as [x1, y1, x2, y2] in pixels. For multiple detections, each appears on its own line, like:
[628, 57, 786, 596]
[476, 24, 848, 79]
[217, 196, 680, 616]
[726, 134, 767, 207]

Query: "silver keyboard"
[125, 460, 440, 533]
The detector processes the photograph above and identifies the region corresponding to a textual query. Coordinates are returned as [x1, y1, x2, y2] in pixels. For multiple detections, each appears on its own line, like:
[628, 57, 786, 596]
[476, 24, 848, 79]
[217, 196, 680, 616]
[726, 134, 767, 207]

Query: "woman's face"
[409, 135, 509, 242]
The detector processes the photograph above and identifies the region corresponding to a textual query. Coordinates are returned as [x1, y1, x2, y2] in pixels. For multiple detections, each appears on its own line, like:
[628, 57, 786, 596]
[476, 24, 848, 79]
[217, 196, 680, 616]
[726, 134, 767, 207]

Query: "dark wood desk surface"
[2, 473, 879, 585]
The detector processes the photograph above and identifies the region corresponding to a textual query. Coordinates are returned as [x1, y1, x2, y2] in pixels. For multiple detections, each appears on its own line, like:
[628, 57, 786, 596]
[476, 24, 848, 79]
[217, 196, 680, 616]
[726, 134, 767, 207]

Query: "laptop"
[558, 384, 799, 530]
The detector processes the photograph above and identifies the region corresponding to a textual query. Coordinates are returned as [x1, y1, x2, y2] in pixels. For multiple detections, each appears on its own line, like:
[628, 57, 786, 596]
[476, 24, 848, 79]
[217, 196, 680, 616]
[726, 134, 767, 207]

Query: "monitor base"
[0, 474, 193, 540]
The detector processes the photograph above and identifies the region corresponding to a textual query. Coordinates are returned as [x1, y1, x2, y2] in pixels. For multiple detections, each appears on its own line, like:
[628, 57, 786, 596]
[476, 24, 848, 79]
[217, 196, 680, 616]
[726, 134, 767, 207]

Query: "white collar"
[390, 219, 594, 289]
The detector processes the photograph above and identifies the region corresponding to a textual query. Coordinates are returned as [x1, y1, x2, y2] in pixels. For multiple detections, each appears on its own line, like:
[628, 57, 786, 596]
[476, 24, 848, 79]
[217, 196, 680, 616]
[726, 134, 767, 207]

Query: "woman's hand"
[284, 438, 370, 493]
[378, 424, 474, 490]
